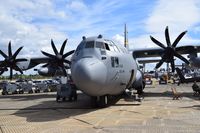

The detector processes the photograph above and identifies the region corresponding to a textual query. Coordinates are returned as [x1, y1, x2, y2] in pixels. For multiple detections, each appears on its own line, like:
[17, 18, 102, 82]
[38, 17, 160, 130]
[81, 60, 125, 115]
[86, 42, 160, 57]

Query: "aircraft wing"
[175, 45, 200, 54]
[132, 47, 163, 58]
[137, 59, 161, 64]
[132, 45, 200, 58]
[26, 54, 73, 70]
[18, 57, 50, 70]
[30, 57, 50, 65]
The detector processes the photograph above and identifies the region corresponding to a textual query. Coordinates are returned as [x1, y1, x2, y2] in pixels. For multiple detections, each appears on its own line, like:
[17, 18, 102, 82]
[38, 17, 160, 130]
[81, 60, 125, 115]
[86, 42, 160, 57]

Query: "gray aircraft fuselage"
[189, 56, 200, 68]
[71, 35, 137, 96]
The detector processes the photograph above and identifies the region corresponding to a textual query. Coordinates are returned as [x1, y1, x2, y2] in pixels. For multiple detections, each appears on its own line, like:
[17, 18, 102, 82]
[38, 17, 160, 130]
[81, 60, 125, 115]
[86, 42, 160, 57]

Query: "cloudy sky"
[0, 0, 200, 74]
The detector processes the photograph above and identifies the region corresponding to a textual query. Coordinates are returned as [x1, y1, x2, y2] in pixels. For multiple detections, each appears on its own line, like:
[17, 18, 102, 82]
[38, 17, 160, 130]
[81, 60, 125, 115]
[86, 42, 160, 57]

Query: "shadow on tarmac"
[144, 91, 200, 100]
[12, 93, 96, 122]
[180, 105, 200, 111]
[7, 93, 142, 122]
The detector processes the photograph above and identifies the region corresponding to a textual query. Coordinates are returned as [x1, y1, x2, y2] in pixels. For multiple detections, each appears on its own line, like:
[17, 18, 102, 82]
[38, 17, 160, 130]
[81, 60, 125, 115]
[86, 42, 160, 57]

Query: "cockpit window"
[76, 41, 85, 51]
[113, 45, 120, 52]
[109, 44, 115, 52]
[96, 42, 105, 49]
[105, 43, 110, 51]
[85, 41, 94, 48]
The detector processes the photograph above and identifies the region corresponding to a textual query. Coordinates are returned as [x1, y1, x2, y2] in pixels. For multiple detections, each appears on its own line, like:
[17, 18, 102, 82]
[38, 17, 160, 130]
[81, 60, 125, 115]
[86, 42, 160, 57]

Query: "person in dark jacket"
[192, 81, 200, 96]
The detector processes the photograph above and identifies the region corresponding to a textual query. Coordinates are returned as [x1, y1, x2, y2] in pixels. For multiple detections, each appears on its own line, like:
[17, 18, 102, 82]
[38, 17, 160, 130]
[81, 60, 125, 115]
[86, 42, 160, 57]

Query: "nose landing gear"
[91, 95, 109, 108]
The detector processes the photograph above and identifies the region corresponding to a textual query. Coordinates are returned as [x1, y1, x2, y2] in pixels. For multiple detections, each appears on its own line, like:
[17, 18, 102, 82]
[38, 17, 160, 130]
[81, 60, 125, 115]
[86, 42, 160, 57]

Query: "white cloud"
[67, 0, 88, 12]
[1, 0, 200, 74]
[125, 0, 200, 50]
[112, 34, 124, 45]
[0, 0, 72, 60]
[146, 0, 200, 33]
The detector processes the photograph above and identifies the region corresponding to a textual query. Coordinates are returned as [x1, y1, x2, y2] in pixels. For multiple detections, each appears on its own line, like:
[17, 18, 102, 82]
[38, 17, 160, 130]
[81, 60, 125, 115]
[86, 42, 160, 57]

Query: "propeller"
[0, 41, 27, 80]
[41, 39, 75, 76]
[150, 26, 189, 72]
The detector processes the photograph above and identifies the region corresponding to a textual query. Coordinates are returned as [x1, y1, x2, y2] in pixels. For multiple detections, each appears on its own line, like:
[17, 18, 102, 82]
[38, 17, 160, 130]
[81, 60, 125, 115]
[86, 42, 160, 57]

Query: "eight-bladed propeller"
[0, 41, 27, 80]
[150, 26, 190, 72]
[41, 39, 74, 76]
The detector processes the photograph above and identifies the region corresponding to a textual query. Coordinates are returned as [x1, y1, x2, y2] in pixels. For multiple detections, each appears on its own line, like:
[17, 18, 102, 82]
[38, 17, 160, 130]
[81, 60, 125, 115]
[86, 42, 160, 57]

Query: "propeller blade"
[15, 58, 27, 62]
[171, 60, 175, 72]
[155, 60, 164, 69]
[61, 66, 67, 76]
[150, 36, 166, 49]
[42, 63, 49, 67]
[174, 52, 189, 64]
[172, 31, 187, 47]
[165, 26, 171, 47]
[15, 65, 23, 74]
[63, 59, 71, 64]
[51, 39, 58, 55]
[63, 50, 75, 58]
[8, 41, 12, 57]
[41, 51, 56, 59]
[0, 62, 6, 67]
[60, 39, 67, 55]
[0, 50, 8, 58]
[10, 67, 13, 80]
[13, 46, 23, 59]
[0, 70, 4, 75]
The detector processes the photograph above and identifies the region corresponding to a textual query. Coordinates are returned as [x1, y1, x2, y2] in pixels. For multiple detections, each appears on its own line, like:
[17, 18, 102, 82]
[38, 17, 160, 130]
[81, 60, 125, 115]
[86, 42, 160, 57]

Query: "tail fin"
[175, 68, 185, 83]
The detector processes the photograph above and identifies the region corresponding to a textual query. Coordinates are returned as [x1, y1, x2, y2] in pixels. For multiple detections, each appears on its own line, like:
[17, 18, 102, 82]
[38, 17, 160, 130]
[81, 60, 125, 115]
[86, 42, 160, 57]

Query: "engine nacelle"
[16, 58, 31, 70]
[37, 67, 67, 76]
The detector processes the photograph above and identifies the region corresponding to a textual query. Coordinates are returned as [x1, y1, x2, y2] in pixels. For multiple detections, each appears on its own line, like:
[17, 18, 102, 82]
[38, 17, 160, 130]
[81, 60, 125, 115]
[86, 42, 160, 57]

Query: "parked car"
[0, 81, 8, 90]
[2, 82, 22, 95]
[16, 79, 33, 93]
[32, 80, 42, 93]
[35, 80, 48, 92]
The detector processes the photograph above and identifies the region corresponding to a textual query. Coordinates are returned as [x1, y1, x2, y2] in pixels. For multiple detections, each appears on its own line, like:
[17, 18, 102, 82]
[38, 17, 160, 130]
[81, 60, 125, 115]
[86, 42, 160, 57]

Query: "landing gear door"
[126, 69, 135, 89]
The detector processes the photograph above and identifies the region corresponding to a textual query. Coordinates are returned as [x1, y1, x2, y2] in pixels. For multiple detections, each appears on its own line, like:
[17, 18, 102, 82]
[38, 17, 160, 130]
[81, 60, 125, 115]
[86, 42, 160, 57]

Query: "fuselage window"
[96, 42, 105, 49]
[85, 41, 94, 48]
[105, 43, 110, 51]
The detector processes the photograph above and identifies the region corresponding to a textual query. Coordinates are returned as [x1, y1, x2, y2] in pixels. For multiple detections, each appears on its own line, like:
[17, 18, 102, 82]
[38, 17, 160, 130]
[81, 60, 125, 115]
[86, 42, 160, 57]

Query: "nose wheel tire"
[91, 95, 109, 108]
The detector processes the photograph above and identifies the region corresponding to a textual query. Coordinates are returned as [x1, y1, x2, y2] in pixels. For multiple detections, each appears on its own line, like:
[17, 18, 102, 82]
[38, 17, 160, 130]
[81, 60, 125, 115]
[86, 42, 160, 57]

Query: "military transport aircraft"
[0, 34, 145, 107]
[0, 26, 200, 107]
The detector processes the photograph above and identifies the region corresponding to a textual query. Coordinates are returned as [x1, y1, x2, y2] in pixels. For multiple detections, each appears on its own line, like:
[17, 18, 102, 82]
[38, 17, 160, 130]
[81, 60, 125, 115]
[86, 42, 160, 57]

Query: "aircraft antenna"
[124, 23, 128, 49]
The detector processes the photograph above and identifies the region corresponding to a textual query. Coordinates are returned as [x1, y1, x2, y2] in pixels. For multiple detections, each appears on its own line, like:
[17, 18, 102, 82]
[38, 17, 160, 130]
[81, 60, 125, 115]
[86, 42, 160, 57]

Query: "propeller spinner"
[0, 41, 27, 80]
[41, 39, 74, 76]
[150, 26, 189, 72]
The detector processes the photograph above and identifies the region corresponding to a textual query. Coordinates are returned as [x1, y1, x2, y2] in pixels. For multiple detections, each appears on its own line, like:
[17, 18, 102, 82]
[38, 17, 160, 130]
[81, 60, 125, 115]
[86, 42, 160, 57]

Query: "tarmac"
[0, 84, 200, 133]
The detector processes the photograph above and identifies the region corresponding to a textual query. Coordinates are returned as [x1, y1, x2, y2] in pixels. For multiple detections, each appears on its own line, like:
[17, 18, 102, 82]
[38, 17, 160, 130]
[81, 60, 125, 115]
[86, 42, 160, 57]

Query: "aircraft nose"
[71, 58, 107, 96]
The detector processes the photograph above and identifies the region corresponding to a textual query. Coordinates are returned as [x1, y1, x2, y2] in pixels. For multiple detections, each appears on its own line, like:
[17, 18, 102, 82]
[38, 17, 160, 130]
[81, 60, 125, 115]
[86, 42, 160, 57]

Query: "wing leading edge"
[132, 45, 200, 58]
